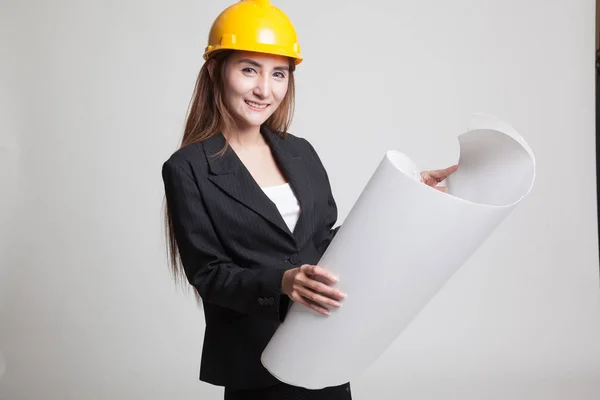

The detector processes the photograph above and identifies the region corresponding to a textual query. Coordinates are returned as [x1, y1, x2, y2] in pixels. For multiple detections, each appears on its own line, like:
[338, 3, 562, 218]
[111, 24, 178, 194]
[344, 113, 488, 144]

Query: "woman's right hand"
[281, 264, 346, 315]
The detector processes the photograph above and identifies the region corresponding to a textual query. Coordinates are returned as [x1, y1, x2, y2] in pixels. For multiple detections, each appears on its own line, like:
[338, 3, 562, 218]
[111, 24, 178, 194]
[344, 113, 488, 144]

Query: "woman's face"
[221, 51, 290, 130]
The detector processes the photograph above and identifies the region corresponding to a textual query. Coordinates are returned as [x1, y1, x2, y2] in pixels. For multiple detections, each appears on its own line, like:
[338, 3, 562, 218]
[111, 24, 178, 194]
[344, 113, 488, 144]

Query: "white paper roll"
[261, 114, 536, 389]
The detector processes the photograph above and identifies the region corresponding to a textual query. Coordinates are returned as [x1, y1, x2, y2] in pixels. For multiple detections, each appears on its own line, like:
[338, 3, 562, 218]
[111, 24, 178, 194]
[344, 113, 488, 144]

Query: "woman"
[162, 1, 457, 398]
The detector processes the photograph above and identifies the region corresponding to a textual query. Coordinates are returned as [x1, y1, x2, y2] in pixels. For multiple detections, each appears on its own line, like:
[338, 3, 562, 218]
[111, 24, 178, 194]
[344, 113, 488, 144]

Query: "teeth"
[246, 100, 267, 109]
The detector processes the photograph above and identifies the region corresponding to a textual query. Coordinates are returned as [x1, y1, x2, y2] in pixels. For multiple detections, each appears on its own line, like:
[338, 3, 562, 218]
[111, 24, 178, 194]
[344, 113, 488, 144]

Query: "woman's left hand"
[420, 164, 459, 191]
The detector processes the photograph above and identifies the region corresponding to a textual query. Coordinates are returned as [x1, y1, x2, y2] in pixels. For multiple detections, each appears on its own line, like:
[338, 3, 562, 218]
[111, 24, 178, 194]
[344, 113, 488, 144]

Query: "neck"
[222, 124, 265, 148]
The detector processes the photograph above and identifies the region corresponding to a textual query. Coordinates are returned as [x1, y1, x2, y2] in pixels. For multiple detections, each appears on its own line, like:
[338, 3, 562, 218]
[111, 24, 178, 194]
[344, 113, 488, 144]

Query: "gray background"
[1, 0, 600, 399]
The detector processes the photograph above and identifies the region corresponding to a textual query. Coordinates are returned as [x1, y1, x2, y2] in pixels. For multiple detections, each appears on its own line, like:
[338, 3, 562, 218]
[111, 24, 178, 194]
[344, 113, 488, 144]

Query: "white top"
[261, 182, 301, 233]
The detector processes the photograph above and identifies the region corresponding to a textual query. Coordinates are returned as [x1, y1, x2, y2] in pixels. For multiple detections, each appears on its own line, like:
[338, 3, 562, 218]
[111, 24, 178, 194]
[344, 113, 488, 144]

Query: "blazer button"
[268, 297, 274, 305]
[289, 254, 300, 265]
[258, 298, 264, 306]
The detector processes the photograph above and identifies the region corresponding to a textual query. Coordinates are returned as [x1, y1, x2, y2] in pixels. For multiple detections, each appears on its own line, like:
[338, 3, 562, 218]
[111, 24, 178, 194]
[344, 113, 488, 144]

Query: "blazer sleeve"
[162, 159, 288, 321]
[305, 140, 341, 256]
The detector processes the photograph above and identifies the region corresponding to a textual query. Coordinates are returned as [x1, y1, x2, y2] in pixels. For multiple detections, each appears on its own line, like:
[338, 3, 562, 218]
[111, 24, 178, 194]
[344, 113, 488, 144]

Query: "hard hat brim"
[204, 44, 303, 65]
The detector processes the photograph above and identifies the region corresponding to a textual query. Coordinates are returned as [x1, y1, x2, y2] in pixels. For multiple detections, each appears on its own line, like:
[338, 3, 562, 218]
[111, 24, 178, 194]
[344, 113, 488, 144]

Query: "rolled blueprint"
[261, 114, 536, 389]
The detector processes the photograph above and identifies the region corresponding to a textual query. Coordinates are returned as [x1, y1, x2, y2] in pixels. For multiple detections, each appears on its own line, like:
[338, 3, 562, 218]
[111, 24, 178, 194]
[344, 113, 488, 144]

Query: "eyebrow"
[238, 59, 289, 71]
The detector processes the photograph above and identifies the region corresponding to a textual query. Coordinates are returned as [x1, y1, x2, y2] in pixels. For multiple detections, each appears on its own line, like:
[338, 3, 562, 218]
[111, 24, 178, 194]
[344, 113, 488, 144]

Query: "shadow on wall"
[596, 0, 600, 273]
[0, 352, 5, 379]
[0, 144, 20, 384]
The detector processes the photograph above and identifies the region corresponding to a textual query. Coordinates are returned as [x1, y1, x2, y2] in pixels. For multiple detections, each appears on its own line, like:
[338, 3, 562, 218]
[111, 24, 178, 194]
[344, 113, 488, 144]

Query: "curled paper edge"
[458, 113, 536, 207]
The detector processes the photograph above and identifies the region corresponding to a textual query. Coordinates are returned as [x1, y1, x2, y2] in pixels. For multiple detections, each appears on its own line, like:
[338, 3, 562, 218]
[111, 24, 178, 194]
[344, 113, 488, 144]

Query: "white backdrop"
[1, 0, 600, 399]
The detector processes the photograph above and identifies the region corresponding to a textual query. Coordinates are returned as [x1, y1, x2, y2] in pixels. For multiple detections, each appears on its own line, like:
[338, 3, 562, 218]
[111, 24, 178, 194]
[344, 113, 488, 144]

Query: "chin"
[237, 113, 273, 129]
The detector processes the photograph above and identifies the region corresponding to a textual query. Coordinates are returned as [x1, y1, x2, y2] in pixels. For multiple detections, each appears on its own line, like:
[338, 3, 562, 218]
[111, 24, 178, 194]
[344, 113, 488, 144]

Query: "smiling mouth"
[245, 100, 269, 110]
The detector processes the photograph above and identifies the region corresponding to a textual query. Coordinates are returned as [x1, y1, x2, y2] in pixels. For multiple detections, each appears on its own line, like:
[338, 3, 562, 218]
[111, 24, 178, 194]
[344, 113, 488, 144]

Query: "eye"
[242, 67, 257, 74]
[273, 71, 286, 79]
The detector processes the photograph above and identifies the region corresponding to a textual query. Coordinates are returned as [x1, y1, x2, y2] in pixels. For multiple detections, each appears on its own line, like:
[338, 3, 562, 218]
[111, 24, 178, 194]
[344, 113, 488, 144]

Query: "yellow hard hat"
[204, 0, 303, 65]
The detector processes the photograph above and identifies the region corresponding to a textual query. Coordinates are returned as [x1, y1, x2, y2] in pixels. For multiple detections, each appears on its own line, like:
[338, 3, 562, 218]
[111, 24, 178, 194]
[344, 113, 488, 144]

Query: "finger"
[303, 296, 332, 315]
[291, 292, 330, 315]
[427, 164, 458, 179]
[295, 284, 342, 308]
[420, 174, 437, 186]
[297, 276, 346, 301]
[300, 264, 338, 284]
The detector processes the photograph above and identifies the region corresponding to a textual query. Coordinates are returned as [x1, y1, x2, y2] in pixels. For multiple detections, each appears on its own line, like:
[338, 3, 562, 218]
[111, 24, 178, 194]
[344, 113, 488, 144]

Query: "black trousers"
[224, 381, 352, 400]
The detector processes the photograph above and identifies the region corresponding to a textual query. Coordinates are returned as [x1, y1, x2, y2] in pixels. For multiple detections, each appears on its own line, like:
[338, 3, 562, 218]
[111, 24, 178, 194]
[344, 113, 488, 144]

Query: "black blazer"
[162, 125, 340, 389]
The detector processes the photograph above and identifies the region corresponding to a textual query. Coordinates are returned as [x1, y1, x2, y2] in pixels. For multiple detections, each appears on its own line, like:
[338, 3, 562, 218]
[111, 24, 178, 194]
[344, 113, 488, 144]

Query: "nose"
[253, 73, 270, 98]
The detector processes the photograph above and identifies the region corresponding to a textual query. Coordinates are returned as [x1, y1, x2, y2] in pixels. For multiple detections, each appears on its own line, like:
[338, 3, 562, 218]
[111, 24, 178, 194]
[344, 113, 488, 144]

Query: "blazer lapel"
[202, 127, 315, 246]
[203, 131, 294, 239]
[262, 126, 315, 246]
